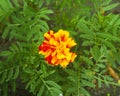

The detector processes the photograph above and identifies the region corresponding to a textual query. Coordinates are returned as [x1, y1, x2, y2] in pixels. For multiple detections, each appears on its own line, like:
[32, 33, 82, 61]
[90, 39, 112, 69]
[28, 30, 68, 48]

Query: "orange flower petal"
[54, 29, 69, 41]
[70, 53, 77, 62]
[39, 29, 77, 68]
[51, 56, 60, 65]
[60, 59, 69, 68]
[57, 52, 65, 59]
[66, 38, 76, 48]
[44, 30, 54, 40]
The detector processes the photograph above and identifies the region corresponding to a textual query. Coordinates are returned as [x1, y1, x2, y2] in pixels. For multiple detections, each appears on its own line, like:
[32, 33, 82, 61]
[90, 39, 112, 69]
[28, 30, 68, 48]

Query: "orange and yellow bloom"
[39, 29, 77, 68]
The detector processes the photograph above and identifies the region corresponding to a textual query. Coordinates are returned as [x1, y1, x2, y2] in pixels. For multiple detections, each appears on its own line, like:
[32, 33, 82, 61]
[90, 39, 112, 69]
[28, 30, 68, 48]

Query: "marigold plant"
[0, 0, 120, 96]
[39, 29, 77, 68]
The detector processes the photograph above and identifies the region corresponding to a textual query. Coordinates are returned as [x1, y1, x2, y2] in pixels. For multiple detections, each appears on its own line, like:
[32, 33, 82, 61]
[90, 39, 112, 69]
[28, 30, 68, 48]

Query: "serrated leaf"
[2, 27, 10, 39]
[77, 19, 94, 36]
[80, 34, 94, 40]
[30, 78, 42, 93]
[38, 14, 50, 20]
[37, 85, 45, 96]
[46, 80, 61, 89]
[109, 15, 119, 25]
[12, 0, 19, 7]
[90, 46, 100, 61]
[80, 88, 90, 96]
[49, 87, 62, 96]
[39, 20, 49, 30]
[11, 81, 16, 92]
[5, 0, 13, 9]
[0, 0, 13, 10]
[13, 67, 19, 79]
[82, 56, 93, 65]
[3, 83, 8, 96]
[97, 63, 106, 68]
[38, 0, 44, 7]
[97, 37, 116, 51]
[82, 41, 95, 46]
[6, 69, 13, 82]
[81, 80, 95, 87]
[103, 3, 120, 11]
[115, 18, 120, 25]
[0, 71, 7, 84]
[99, 59, 107, 62]
[10, 44, 19, 52]
[97, 33, 120, 42]
[47, 70, 56, 76]
[102, 0, 112, 6]
[39, 8, 53, 15]
[0, 51, 12, 57]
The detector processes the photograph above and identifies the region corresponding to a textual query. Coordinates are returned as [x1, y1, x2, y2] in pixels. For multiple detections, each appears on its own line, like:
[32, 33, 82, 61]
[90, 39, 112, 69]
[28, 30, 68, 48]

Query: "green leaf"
[37, 85, 45, 96]
[6, 69, 13, 82]
[82, 41, 95, 46]
[49, 87, 62, 96]
[39, 20, 49, 30]
[0, 71, 7, 84]
[12, 0, 19, 7]
[80, 34, 94, 40]
[2, 27, 10, 39]
[103, 3, 120, 11]
[66, 86, 77, 94]
[97, 37, 116, 51]
[0, 0, 13, 10]
[102, 0, 112, 6]
[97, 33, 120, 42]
[3, 83, 8, 96]
[13, 67, 19, 79]
[0, 51, 12, 57]
[82, 56, 93, 65]
[11, 81, 16, 92]
[37, 14, 50, 20]
[77, 19, 94, 36]
[115, 18, 120, 25]
[109, 15, 119, 25]
[29, 78, 42, 94]
[47, 70, 56, 76]
[81, 80, 95, 87]
[96, 63, 106, 68]
[80, 88, 90, 96]
[39, 8, 53, 14]
[90, 46, 100, 61]
[98, 76, 102, 88]
[46, 80, 61, 89]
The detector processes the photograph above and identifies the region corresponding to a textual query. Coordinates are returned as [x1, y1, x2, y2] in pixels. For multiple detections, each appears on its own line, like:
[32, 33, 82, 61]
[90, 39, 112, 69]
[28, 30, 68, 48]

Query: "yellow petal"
[49, 38, 55, 45]
[57, 52, 65, 59]
[60, 59, 69, 68]
[39, 51, 45, 55]
[63, 48, 70, 55]
[70, 53, 77, 62]
[54, 29, 69, 41]
[63, 48, 71, 61]
[58, 29, 69, 37]
[51, 56, 60, 65]
[44, 49, 53, 57]
[67, 38, 76, 48]
[66, 52, 72, 61]
[51, 50, 57, 56]
[44, 30, 54, 40]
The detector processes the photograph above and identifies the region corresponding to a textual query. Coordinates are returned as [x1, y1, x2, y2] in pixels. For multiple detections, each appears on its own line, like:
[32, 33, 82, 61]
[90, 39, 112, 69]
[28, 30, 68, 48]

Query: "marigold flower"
[39, 29, 77, 68]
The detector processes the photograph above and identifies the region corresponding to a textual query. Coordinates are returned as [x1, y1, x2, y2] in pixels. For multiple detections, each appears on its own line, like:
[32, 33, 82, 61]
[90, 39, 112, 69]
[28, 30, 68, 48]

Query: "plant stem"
[77, 67, 80, 96]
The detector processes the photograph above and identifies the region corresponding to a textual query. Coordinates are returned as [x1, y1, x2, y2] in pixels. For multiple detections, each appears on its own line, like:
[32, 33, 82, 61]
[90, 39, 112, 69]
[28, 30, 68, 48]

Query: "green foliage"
[0, 0, 120, 96]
